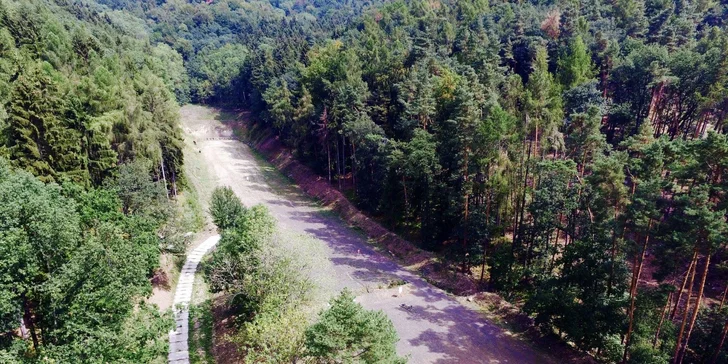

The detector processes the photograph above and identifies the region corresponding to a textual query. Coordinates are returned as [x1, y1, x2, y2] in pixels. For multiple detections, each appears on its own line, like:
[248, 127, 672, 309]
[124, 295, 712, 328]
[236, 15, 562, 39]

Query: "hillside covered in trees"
[0, 0, 192, 361]
[3, 0, 728, 362]
[115, 0, 727, 362]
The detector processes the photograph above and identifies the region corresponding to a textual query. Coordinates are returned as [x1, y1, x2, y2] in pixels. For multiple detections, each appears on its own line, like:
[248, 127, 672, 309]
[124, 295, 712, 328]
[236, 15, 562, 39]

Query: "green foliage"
[204, 202, 316, 362]
[234, 254, 312, 363]
[113, 160, 171, 219]
[0, 0, 185, 189]
[40, 303, 172, 363]
[189, 44, 248, 103]
[210, 186, 245, 231]
[0, 160, 172, 361]
[304, 289, 405, 364]
[0, 161, 80, 334]
[4, 0, 728, 361]
[558, 36, 596, 89]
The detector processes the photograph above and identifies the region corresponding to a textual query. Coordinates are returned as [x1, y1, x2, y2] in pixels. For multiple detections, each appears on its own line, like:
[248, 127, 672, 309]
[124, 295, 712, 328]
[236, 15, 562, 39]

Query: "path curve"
[168, 235, 221, 363]
[180, 105, 554, 363]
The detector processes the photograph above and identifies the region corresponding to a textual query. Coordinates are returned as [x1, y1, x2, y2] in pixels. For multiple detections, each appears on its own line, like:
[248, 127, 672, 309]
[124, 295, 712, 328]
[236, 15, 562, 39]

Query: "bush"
[304, 289, 405, 364]
[209, 186, 244, 230]
[203, 202, 313, 362]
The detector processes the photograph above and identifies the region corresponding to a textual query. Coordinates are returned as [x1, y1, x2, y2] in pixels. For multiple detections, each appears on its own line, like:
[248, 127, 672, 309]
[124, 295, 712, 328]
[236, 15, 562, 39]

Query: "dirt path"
[180, 105, 554, 364]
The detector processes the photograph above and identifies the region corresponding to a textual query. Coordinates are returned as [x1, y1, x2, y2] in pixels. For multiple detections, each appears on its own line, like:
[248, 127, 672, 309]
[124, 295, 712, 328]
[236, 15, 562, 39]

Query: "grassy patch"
[247, 148, 299, 188]
[271, 230, 338, 316]
[189, 300, 214, 364]
[387, 279, 407, 288]
[180, 191, 205, 232]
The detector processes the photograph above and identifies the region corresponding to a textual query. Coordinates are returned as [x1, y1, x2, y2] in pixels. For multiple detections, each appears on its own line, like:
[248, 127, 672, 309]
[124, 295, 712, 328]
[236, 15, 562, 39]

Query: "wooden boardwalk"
[168, 235, 220, 363]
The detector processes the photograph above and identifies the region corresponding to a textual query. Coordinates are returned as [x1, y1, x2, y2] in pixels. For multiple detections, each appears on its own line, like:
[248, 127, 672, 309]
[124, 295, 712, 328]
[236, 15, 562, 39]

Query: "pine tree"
[6, 64, 64, 181]
[558, 35, 596, 90]
[526, 46, 564, 158]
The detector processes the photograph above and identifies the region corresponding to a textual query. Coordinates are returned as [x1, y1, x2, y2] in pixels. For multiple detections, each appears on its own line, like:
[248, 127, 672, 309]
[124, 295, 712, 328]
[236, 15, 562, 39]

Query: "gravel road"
[180, 105, 554, 364]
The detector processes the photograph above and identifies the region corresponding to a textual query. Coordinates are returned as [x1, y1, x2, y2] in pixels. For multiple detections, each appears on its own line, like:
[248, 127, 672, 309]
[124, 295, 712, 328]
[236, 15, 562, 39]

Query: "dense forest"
[110, 0, 728, 362]
[0, 0, 192, 361]
[3, 0, 728, 362]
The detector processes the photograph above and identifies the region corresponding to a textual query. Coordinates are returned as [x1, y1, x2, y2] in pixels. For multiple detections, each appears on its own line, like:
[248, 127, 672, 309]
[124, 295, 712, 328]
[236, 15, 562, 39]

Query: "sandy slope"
[180, 105, 554, 364]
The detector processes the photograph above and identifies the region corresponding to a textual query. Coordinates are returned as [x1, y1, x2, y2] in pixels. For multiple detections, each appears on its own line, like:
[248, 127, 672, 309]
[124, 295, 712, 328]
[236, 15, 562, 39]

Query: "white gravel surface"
[168, 235, 220, 364]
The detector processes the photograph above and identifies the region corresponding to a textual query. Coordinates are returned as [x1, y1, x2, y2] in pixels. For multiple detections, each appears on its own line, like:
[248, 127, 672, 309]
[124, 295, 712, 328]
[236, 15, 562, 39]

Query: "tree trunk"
[719, 284, 728, 310]
[19, 314, 27, 339]
[654, 291, 672, 348]
[342, 134, 346, 188]
[515, 140, 532, 252]
[671, 250, 698, 320]
[22, 295, 38, 350]
[171, 168, 178, 198]
[673, 251, 699, 364]
[463, 147, 470, 274]
[534, 124, 539, 159]
[623, 221, 652, 362]
[336, 137, 341, 190]
[351, 142, 356, 193]
[648, 82, 664, 124]
[677, 252, 711, 364]
[549, 226, 560, 272]
[327, 140, 331, 183]
[607, 205, 621, 296]
[711, 320, 728, 364]
[601, 61, 609, 99]
[160, 154, 169, 200]
[480, 193, 492, 283]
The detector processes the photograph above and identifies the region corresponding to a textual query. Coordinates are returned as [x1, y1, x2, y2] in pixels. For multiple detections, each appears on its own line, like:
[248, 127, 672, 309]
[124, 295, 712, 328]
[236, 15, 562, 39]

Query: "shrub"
[209, 186, 244, 230]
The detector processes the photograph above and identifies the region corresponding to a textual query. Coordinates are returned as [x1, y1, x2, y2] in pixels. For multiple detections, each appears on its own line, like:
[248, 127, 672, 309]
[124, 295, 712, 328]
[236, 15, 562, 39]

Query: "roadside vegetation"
[0, 159, 177, 361]
[189, 300, 215, 364]
[202, 187, 405, 363]
[0, 0, 196, 361]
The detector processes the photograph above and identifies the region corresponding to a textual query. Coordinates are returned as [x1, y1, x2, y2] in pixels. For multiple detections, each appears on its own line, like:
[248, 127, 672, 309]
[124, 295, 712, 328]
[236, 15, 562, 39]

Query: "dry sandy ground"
[180, 105, 555, 364]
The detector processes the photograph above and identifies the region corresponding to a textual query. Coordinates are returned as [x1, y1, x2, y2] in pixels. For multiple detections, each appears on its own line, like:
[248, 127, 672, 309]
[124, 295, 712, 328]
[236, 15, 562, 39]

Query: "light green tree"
[305, 289, 405, 364]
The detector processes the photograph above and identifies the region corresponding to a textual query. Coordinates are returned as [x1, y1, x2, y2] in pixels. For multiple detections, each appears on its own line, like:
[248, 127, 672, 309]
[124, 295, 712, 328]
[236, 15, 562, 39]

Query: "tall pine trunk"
[677, 252, 711, 364]
[462, 147, 470, 273]
[671, 251, 698, 320]
[607, 205, 621, 296]
[160, 155, 169, 200]
[335, 137, 341, 190]
[351, 142, 356, 193]
[673, 251, 699, 364]
[623, 221, 652, 362]
[514, 140, 532, 254]
[22, 295, 38, 350]
[711, 320, 728, 364]
[327, 140, 331, 183]
[654, 291, 672, 348]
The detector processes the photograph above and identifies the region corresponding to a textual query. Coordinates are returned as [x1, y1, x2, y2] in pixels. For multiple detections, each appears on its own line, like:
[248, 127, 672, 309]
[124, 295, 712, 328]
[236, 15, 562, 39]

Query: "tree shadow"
[401, 303, 549, 363]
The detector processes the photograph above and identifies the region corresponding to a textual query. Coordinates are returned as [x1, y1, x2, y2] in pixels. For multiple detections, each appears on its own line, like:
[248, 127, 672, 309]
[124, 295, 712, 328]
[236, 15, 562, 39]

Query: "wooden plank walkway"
[168, 235, 221, 364]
